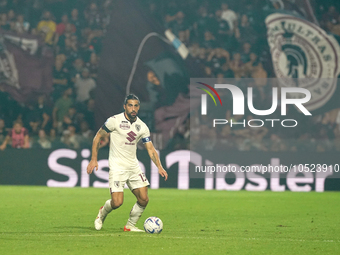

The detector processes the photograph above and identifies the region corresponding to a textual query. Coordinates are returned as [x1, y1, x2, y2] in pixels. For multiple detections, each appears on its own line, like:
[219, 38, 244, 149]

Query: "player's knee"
[138, 196, 149, 206]
[111, 199, 123, 209]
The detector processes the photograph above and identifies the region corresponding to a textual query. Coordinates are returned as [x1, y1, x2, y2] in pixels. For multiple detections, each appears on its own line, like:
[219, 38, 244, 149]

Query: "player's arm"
[144, 141, 168, 181]
[87, 128, 108, 174]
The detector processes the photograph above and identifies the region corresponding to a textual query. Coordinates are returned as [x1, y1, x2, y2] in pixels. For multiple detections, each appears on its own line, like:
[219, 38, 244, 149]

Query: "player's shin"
[126, 202, 145, 226]
[102, 199, 113, 216]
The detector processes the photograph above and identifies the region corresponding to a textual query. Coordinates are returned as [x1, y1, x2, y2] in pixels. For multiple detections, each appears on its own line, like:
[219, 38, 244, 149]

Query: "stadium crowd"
[0, 0, 110, 150]
[0, 0, 340, 152]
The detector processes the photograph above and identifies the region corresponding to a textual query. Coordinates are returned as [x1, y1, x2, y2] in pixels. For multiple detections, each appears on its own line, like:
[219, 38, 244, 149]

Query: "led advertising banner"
[0, 149, 339, 191]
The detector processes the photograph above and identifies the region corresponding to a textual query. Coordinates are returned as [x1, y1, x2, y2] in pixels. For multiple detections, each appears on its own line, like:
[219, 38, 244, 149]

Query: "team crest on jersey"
[114, 181, 120, 188]
[135, 124, 141, 132]
[120, 122, 130, 130]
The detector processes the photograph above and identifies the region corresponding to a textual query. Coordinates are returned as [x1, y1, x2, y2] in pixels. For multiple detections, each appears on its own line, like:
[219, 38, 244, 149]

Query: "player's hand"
[87, 159, 98, 174]
[159, 167, 168, 181]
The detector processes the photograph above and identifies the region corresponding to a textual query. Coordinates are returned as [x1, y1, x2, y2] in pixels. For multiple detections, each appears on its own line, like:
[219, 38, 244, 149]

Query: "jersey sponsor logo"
[126, 131, 137, 142]
[135, 124, 141, 132]
[119, 123, 130, 130]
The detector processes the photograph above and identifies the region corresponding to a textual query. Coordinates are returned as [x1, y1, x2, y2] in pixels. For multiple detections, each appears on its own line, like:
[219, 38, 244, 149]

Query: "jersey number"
[139, 173, 147, 182]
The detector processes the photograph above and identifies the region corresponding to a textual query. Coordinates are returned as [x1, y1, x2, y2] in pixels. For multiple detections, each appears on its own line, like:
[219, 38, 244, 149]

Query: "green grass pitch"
[0, 186, 339, 255]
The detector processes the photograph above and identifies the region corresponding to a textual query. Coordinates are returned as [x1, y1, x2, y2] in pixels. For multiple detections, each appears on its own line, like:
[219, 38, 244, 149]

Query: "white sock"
[127, 202, 145, 226]
[102, 199, 113, 217]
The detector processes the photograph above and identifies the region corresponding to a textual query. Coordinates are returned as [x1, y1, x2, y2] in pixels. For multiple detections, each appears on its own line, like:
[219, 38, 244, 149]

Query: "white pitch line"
[1, 233, 339, 243]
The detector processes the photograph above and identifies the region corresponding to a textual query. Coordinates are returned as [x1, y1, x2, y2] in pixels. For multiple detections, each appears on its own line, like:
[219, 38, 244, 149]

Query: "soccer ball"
[143, 217, 163, 234]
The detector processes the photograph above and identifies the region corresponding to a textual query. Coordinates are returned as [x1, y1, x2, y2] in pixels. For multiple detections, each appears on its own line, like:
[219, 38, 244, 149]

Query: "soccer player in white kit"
[87, 94, 168, 232]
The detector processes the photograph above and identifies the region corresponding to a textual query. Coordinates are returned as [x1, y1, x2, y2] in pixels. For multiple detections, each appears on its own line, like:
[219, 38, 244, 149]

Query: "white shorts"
[109, 167, 150, 193]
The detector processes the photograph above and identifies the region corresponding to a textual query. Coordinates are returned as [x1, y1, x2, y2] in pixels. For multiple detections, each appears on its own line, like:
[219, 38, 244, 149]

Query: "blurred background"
[0, 0, 340, 154]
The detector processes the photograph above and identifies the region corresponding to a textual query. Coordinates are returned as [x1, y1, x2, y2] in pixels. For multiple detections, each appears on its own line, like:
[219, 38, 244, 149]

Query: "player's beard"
[127, 111, 137, 122]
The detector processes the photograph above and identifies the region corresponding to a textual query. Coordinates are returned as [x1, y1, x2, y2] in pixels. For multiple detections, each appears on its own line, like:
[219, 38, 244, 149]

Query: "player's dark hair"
[124, 94, 140, 105]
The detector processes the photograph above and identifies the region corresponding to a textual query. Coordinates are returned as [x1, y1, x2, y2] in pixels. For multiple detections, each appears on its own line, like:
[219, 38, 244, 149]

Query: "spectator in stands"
[36, 95, 52, 131]
[0, 13, 10, 30]
[201, 124, 217, 150]
[221, 2, 237, 32]
[1, 0, 339, 152]
[14, 14, 30, 33]
[244, 52, 260, 77]
[322, 5, 339, 26]
[87, 29, 103, 54]
[0, 0, 7, 10]
[49, 128, 63, 148]
[57, 22, 76, 50]
[56, 14, 75, 36]
[246, 115, 268, 151]
[62, 105, 79, 130]
[221, 62, 235, 78]
[240, 42, 252, 63]
[204, 66, 214, 78]
[7, 9, 15, 23]
[252, 62, 268, 88]
[164, 1, 180, 24]
[25, 106, 41, 136]
[69, 58, 84, 83]
[229, 52, 244, 79]
[85, 52, 99, 80]
[70, 8, 83, 33]
[201, 30, 217, 49]
[74, 68, 96, 103]
[167, 117, 190, 150]
[213, 9, 231, 44]
[60, 35, 80, 67]
[268, 134, 285, 152]
[235, 14, 257, 45]
[33, 129, 52, 149]
[61, 124, 80, 149]
[53, 87, 73, 133]
[167, 11, 190, 42]
[0, 118, 7, 144]
[83, 98, 95, 130]
[188, 42, 200, 58]
[37, 10, 56, 45]
[52, 58, 69, 101]
[0, 121, 30, 150]
[207, 48, 228, 75]
[194, 6, 213, 41]
[79, 120, 94, 145]
[84, 2, 102, 29]
[194, 47, 208, 66]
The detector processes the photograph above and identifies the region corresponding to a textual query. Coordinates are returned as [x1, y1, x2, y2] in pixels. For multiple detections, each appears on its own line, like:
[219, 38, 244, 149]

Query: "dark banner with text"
[0, 149, 339, 191]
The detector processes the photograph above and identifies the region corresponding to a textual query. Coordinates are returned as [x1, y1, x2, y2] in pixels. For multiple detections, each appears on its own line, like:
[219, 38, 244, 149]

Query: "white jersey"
[103, 112, 151, 171]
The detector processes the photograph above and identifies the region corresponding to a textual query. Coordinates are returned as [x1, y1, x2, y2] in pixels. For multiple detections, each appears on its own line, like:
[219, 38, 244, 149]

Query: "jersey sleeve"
[102, 116, 116, 133]
[141, 124, 151, 143]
